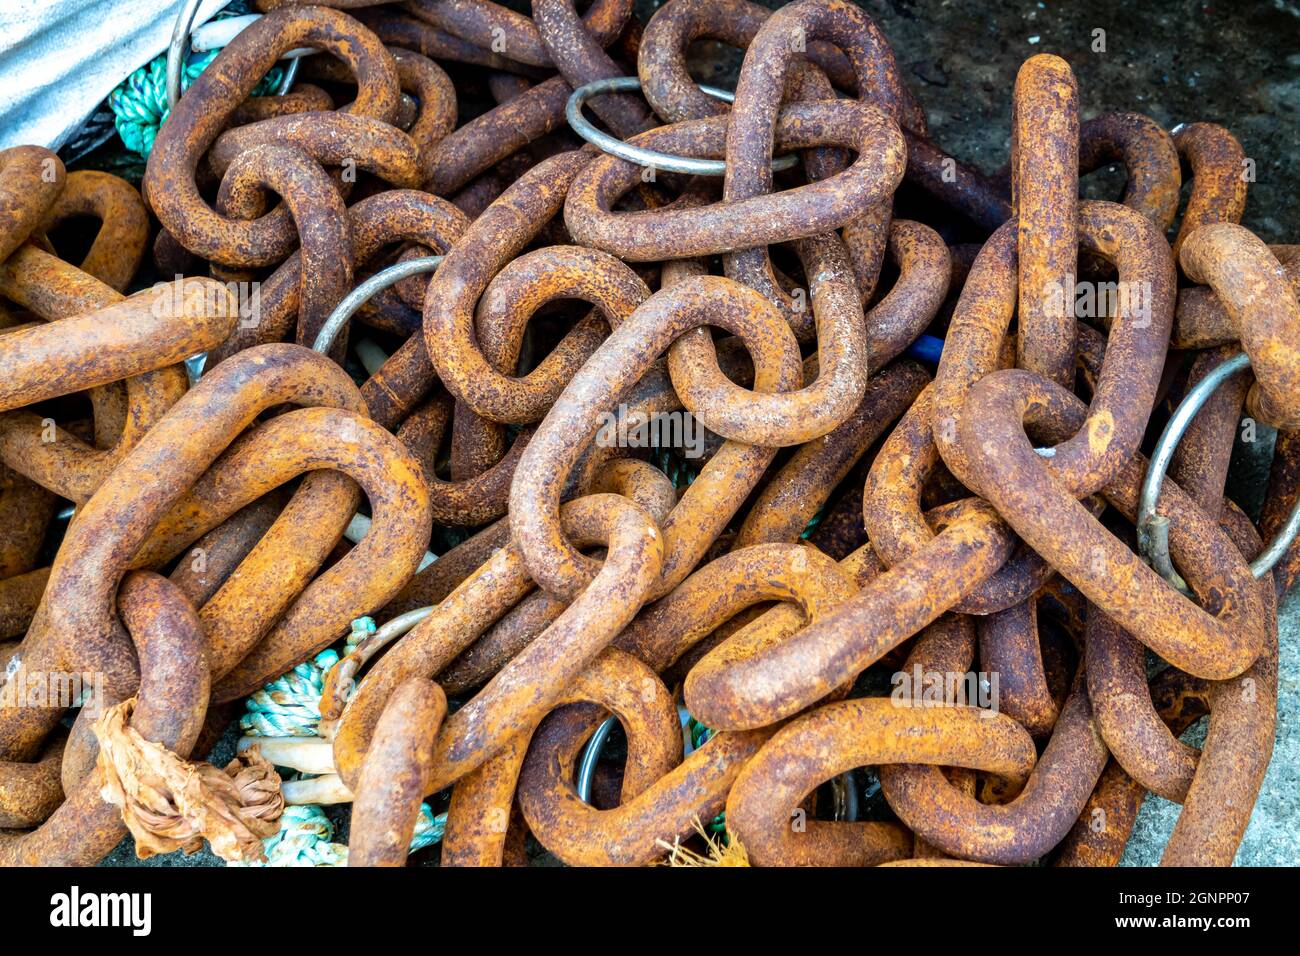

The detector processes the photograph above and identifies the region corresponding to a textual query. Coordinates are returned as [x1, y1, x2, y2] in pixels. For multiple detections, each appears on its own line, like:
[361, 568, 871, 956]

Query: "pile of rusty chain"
[1, 0, 1297, 868]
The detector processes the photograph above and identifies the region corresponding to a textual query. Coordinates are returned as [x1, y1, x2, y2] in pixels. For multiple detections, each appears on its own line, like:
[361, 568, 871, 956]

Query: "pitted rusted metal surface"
[1078, 112, 1182, 231]
[349, 677, 447, 867]
[958, 371, 1266, 680]
[685, 500, 1019, 731]
[535, 0, 650, 139]
[0, 146, 64, 264]
[733, 361, 928, 548]
[1173, 250, 1300, 350]
[1178, 224, 1300, 430]
[212, 188, 468, 361]
[144, 5, 400, 266]
[726, 697, 1033, 866]
[213, 144, 353, 355]
[508, 274, 802, 601]
[1170, 122, 1249, 259]
[3, 0, 1293, 869]
[407, 0, 629, 70]
[881, 674, 1109, 866]
[1011, 54, 1079, 389]
[35, 170, 149, 292]
[0, 246, 187, 503]
[448, 647, 678, 866]
[0, 277, 234, 414]
[0, 572, 209, 866]
[0, 344, 363, 762]
[564, 101, 905, 262]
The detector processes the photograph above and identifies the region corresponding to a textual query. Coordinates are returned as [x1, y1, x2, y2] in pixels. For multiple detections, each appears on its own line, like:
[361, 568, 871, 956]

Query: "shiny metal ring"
[167, 0, 298, 110]
[566, 76, 798, 176]
[312, 256, 443, 355]
[1138, 351, 1300, 588]
[575, 712, 858, 822]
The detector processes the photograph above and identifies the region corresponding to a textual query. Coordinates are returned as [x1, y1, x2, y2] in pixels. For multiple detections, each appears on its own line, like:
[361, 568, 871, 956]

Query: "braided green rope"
[240, 617, 373, 737]
[230, 804, 447, 867]
[108, 28, 283, 159]
[234, 617, 446, 866]
[800, 507, 825, 540]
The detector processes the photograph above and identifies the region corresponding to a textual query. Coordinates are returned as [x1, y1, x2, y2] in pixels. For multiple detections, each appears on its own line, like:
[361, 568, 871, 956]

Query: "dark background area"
[650, 0, 1297, 242]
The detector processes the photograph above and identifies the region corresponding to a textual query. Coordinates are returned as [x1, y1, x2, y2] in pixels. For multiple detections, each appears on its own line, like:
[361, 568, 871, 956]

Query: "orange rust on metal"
[349, 678, 447, 866]
[865, 385, 1062, 615]
[684, 496, 1017, 731]
[564, 101, 904, 262]
[0, 145, 64, 264]
[979, 597, 1059, 741]
[958, 370, 1266, 680]
[935, 201, 1175, 497]
[1011, 53, 1079, 388]
[0, 345, 362, 762]
[535, 0, 651, 139]
[638, 0, 856, 126]
[1170, 122, 1248, 259]
[509, 274, 802, 602]
[36, 170, 149, 291]
[0, 247, 194, 503]
[1178, 224, 1300, 430]
[213, 144, 353, 355]
[407, 0, 628, 70]
[144, 5, 400, 266]
[332, 493, 661, 794]
[733, 361, 928, 548]
[0, 277, 234, 414]
[0, 572, 209, 866]
[518, 656, 765, 864]
[719, 0, 915, 312]
[450, 647, 679, 866]
[355, 6, 548, 75]
[726, 696, 1036, 866]
[212, 188, 468, 361]
[1078, 112, 1181, 231]
[430, 239, 647, 424]
[209, 111, 424, 191]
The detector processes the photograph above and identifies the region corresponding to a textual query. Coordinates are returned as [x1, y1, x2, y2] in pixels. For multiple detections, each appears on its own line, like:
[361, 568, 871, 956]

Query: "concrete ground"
[95, 0, 1295, 865]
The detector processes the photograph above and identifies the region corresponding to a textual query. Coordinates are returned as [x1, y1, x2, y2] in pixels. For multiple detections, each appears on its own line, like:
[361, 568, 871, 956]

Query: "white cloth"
[0, 0, 230, 152]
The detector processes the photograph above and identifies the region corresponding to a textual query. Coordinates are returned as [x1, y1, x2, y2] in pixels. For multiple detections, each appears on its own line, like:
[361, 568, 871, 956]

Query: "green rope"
[800, 507, 825, 540]
[108, 21, 283, 159]
[686, 718, 727, 836]
[234, 617, 445, 866]
[240, 618, 372, 737]
[230, 804, 447, 867]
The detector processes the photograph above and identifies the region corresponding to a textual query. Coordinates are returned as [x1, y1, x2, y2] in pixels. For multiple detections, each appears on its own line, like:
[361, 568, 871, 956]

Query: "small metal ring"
[575, 715, 617, 804]
[565, 77, 798, 176]
[1138, 351, 1300, 586]
[167, 2, 299, 110]
[575, 711, 858, 823]
[313, 256, 443, 355]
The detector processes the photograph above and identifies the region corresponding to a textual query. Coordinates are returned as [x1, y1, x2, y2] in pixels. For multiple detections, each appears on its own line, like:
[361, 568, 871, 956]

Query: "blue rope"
[904, 333, 945, 365]
[108, 11, 283, 159]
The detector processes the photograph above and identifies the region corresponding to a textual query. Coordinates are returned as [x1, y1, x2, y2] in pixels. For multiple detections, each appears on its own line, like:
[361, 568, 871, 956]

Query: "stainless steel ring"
[1138, 351, 1300, 587]
[575, 712, 858, 822]
[167, 1, 298, 110]
[313, 256, 443, 355]
[565, 76, 798, 176]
